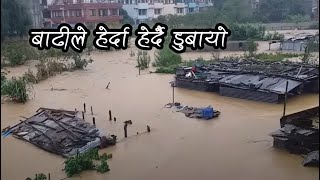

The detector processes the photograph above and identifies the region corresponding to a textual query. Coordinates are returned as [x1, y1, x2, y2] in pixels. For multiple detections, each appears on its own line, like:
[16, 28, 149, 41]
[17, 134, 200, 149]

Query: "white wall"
[162, 3, 175, 16]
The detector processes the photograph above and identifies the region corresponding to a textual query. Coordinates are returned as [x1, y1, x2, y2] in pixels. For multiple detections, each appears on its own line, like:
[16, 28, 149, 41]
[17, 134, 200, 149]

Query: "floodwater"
[1, 40, 319, 180]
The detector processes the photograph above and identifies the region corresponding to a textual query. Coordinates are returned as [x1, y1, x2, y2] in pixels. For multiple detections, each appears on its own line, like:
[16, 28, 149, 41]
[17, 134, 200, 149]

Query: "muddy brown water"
[1, 45, 319, 180]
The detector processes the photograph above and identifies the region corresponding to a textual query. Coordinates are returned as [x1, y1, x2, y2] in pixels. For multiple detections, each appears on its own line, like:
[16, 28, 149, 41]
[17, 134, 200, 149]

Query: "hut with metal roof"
[280, 34, 319, 52]
[174, 59, 319, 103]
[1, 107, 116, 158]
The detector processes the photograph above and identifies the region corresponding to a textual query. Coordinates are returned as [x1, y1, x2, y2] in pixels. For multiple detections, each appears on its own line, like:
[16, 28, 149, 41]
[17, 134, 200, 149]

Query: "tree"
[1, 0, 31, 41]
[256, 0, 309, 23]
[213, 0, 225, 10]
[120, 8, 134, 25]
[221, 0, 253, 23]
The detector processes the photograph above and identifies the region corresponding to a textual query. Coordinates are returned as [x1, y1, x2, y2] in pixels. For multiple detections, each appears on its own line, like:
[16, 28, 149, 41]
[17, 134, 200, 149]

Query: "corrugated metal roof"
[218, 74, 302, 94]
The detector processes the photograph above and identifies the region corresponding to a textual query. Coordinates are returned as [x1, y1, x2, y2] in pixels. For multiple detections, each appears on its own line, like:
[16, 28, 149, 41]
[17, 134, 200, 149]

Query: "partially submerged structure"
[270, 106, 319, 167]
[2, 108, 116, 158]
[279, 34, 319, 52]
[174, 59, 319, 103]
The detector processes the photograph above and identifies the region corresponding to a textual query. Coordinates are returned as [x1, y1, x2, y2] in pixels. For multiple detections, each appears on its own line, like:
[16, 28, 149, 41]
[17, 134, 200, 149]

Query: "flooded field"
[1, 34, 319, 180]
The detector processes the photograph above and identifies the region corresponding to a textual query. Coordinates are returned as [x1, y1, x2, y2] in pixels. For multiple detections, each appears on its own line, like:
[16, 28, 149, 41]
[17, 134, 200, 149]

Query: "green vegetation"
[136, 50, 151, 70]
[25, 173, 47, 180]
[285, 14, 311, 24]
[64, 148, 112, 177]
[154, 66, 176, 74]
[300, 40, 319, 65]
[153, 46, 182, 67]
[23, 69, 38, 84]
[263, 32, 285, 41]
[1, 76, 32, 103]
[1, 41, 38, 66]
[1, 71, 7, 84]
[229, 23, 266, 41]
[245, 39, 258, 57]
[255, 0, 312, 23]
[152, 44, 182, 73]
[120, 8, 135, 25]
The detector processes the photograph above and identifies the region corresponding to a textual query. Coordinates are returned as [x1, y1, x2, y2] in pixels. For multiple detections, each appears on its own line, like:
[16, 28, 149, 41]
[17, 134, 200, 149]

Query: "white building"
[122, 0, 213, 24]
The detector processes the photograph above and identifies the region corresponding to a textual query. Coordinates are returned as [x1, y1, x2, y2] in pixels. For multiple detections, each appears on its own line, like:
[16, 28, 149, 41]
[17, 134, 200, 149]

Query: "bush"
[154, 46, 182, 67]
[230, 23, 266, 41]
[35, 61, 49, 81]
[70, 54, 91, 70]
[1, 76, 32, 103]
[1, 41, 38, 66]
[23, 69, 38, 84]
[136, 51, 151, 70]
[245, 39, 258, 57]
[64, 148, 112, 177]
[25, 173, 47, 180]
[264, 32, 285, 41]
[1, 71, 7, 84]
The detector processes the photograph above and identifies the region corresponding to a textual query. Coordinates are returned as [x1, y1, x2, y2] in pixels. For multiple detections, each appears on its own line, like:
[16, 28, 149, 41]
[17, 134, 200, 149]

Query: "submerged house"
[271, 106, 319, 167]
[174, 60, 319, 103]
[2, 108, 116, 157]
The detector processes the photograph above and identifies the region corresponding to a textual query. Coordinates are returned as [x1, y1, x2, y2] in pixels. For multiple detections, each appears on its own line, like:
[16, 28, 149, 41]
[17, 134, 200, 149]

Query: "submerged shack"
[174, 59, 319, 103]
[2, 108, 116, 158]
[271, 106, 319, 167]
[279, 34, 319, 52]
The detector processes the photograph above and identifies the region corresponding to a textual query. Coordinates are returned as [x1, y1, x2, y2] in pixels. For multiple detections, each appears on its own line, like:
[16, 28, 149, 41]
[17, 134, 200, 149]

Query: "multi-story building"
[122, 0, 213, 24]
[47, 0, 123, 27]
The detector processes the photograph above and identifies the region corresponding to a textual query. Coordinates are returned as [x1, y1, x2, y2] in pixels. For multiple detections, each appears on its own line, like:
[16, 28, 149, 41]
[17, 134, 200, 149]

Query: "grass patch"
[154, 66, 177, 74]
[153, 46, 182, 67]
[136, 50, 151, 70]
[1, 76, 32, 103]
[64, 148, 112, 177]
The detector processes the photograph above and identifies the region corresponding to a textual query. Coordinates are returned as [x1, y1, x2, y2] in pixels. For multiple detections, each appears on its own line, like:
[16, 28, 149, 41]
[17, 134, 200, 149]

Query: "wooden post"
[109, 110, 112, 121]
[106, 82, 110, 89]
[147, 125, 150, 132]
[91, 106, 93, 115]
[124, 124, 128, 138]
[269, 42, 271, 50]
[92, 117, 96, 125]
[83, 103, 86, 113]
[114, 117, 116, 122]
[283, 81, 289, 117]
[172, 83, 175, 104]
[48, 173, 51, 180]
[82, 111, 85, 121]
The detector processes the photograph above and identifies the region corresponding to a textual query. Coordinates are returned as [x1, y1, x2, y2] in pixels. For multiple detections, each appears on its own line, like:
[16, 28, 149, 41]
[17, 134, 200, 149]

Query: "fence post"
[283, 81, 289, 117]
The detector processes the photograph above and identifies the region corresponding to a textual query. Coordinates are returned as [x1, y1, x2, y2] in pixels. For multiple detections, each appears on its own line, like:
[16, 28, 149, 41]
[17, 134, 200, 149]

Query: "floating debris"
[165, 103, 220, 120]
[302, 151, 319, 167]
[2, 107, 116, 158]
